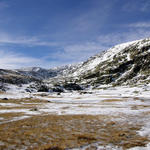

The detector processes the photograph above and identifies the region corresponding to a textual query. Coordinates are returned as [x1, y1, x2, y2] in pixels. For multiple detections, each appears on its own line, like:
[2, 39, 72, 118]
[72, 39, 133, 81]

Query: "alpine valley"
[1, 37, 150, 92]
[1, 38, 150, 150]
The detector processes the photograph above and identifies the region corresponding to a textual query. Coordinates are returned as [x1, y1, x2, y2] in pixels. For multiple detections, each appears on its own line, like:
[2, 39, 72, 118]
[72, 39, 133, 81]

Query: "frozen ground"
[0, 84, 150, 149]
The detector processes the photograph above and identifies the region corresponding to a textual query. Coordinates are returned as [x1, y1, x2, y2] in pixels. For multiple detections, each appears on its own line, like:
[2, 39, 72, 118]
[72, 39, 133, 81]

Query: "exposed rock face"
[16, 64, 80, 80]
[0, 69, 40, 85]
[70, 38, 150, 87]
[37, 85, 49, 92]
[63, 83, 83, 91]
[16, 67, 57, 79]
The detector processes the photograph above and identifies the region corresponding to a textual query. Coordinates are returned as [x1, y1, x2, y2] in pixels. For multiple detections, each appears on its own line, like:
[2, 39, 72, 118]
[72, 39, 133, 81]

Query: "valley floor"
[0, 86, 150, 149]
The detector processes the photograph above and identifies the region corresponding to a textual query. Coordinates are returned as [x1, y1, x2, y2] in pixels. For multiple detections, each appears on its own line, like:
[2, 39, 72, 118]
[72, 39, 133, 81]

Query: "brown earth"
[0, 114, 149, 150]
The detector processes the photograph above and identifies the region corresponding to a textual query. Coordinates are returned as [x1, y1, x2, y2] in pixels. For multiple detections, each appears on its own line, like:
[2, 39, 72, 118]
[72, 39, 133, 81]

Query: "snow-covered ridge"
[15, 38, 148, 79]
[16, 63, 81, 80]
[69, 37, 150, 87]
[18, 67, 42, 72]
[1, 37, 150, 90]
[72, 38, 150, 76]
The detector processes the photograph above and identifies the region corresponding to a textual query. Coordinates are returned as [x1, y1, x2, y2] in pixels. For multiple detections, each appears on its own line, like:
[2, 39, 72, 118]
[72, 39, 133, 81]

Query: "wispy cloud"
[0, 33, 59, 47]
[127, 22, 150, 28]
[1, 27, 150, 69]
[0, 49, 54, 69]
[97, 29, 150, 46]
[0, 50, 38, 69]
[122, 0, 150, 12]
[48, 42, 108, 64]
[48, 28, 150, 65]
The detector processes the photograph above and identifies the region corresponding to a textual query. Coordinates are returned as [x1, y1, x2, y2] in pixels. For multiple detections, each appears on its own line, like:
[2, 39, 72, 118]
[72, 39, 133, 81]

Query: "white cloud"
[0, 50, 37, 69]
[49, 28, 150, 65]
[0, 49, 53, 69]
[1, 25, 150, 69]
[0, 33, 59, 47]
[128, 22, 150, 28]
[64, 42, 104, 53]
[48, 42, 108, 64]
[97, 29, 150, 46]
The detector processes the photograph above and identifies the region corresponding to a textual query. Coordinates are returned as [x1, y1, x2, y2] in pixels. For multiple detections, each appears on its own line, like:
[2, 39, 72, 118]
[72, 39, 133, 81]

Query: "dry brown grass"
[0, 106, 37, 110]
[0, 99, 45, 111]
[21, 98, 49, 103]
[33, 93, 62, 99]
[101, 99, 124, 103]
[61, 106, 70, 109]
[0, 98, 49, 113]
[0, 91, 5, 94]
[131, 105, 150, 110]
[0, 98, 49, 104]
[75, 97, 82, 99]
[0, 114, 149, 150]
[0, 112, 24, 119]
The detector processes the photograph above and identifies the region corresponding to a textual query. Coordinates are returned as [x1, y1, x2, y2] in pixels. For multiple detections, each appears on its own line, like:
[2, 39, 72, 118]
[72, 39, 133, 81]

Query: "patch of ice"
[138, 120, 150, 138]
[37, 98, 150, 116]
[0, 109, 41, 115]
[0, 103, 21, 107]
[0, 92, 31, 99]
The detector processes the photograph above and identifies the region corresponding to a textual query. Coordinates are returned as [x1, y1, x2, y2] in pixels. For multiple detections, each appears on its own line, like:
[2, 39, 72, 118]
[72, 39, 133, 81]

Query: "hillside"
[69, 38, 150, 88]
[1, 38, 150, 92]
[16, 64, 81, 80]
[1, 38, 150, 150]
[0, 69, 40, 85]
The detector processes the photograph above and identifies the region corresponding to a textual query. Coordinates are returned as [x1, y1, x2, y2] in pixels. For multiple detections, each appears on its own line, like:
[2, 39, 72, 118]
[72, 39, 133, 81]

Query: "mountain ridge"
[1, 37, 150, 92]
[71, 38, 150, 87]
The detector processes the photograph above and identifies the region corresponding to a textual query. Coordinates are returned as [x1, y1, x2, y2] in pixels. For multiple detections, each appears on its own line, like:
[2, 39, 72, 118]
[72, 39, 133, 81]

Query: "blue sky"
[0, 0, 150, 69]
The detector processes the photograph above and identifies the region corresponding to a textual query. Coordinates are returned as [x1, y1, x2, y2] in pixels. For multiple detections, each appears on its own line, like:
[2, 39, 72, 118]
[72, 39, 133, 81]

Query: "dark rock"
[0, 83, 6, 92]
[47, 100, 52, 103]
[30, 107, 38, 111]
[25, 88, 32, 93]
[38, 85, 49, 92]
[2, 98, 8, 100]
[52, 88, 64, 93]
[39, 93, 49, 97]
[63, 83, 83, 91]
[80, 91, 92, 94]
[44, 147, 63, 150]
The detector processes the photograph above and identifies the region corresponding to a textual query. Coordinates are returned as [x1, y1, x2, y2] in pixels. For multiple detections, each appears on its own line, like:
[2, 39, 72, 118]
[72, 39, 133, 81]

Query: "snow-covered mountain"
[1, 37, 150, 92]
[70, 38, 150, 87]
[16, 67, 57, 79]
[0, 69, 40, 85]
[16, 64, 81, 80]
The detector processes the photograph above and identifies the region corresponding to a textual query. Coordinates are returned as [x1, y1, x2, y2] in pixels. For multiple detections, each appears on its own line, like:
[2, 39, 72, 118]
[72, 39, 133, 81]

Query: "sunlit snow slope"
[71, 38, 150, 87]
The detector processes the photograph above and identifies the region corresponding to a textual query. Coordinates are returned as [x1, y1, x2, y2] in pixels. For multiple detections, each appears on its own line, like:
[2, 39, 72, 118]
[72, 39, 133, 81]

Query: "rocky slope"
[16, 64, 81, 80]
[16, 67, 58, 79]
[0, 65, 82, 92]
[0, 69, 40, 85]
[69, 38, 150, 88]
